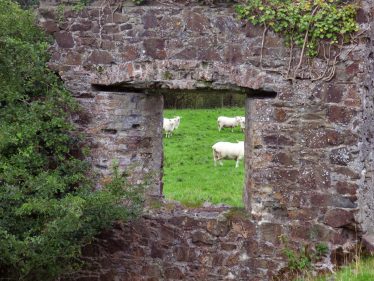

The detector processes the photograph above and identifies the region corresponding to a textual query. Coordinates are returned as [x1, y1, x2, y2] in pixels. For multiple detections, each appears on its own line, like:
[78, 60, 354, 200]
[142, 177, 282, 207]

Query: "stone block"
[329, 147, 351, 166]
[86, 50, 114, 65]
[324, 209, 355, 228]
[191, 230, 216, 245]
[143, 38, 166, 59]
[54, 31, 74, 48]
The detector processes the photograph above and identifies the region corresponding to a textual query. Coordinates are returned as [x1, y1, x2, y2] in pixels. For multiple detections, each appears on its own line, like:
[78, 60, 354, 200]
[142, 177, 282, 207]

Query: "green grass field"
[163, 107, 245, 207]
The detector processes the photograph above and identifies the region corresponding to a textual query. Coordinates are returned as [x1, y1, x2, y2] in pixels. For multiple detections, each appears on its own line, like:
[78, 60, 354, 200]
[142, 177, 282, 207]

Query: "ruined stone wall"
[359, 0, 374, 245]
[38, 0, 373, 279]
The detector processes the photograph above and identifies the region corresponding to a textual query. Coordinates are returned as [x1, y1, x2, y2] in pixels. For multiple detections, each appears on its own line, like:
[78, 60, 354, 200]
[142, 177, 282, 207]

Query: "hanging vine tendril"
[236, 0, 360, 81]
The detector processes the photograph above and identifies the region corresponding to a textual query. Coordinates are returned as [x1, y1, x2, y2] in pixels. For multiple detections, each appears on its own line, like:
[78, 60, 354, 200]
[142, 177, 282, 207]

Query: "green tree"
[0, 1, 143, 280]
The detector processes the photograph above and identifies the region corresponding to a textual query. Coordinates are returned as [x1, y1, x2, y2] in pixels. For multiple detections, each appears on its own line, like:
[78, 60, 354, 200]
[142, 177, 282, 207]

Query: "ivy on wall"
[236, 0, 360, 81]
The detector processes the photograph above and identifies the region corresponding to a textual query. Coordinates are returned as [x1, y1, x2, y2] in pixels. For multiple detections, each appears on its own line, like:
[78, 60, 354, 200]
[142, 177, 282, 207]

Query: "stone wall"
[62, 206, 270, 281]
[37, 0, 374, 280]
[359, 1, 374, 249]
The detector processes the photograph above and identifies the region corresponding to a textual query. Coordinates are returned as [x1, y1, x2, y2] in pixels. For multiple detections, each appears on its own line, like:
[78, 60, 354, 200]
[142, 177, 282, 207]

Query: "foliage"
[296, 257, 374, 281]
[0, 1, 143, 280]
[163, 107, 245, 207]
[14, 0, 39, 8]
[133, 0, 145, 5]
[236, 0, 359, 81]
[279, 235, 329, 276]
[163, 91, 246, 109]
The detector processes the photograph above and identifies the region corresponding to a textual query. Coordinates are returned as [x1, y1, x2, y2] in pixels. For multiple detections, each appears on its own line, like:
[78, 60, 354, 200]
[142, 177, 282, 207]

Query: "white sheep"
[163, 118, 176, 138]
[170, 116, 181, 129]
[212, 141, 244, 168]
[237, 116, 245, 132]
[217, 116, 239, 132]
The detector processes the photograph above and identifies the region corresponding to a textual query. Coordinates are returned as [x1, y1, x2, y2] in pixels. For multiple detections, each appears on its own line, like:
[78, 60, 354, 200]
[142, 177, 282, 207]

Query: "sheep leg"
[213, 149, 217, 166]
[218, 155, 223, 166]
[235, 157, 239, 168]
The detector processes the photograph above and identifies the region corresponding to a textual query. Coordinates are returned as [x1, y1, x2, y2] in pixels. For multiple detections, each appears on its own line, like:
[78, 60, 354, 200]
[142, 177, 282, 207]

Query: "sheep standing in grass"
[237, 116, 245, 132]
[171, 116, 181, 129]
[163, 118, 176, 138]
[212, 141, 244, 168]
[217, 116, 240, 132]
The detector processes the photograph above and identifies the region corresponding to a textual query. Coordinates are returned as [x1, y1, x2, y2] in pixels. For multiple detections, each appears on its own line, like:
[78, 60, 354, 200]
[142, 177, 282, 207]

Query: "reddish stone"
[324, 209, 354, 228]
[272, 152, 294, 166]
[185, 11, 210, 33]
[290, 223, 313, 240]
[324, 84, 344, 103]
[325, 130, 343, 146]
[150, 244, 165, 259]
[224, 45, 243, 64]
[122, 46, 140, 61]
[287, 209, 317, 220]
[225, 253, 240, 266]
[101, 40, 115, 50]
[206, 219, 230, 237]
[54, 31, 74, 48]
[221, 243, 237, 251]
[274, 108, 287, 122]
[259, 223, 282, 245]
[362, 234, 374, 254]
[71, 20, 92, 32]
[335, 167, 360, 179]
[198, 48, 220, 61]
[311, 193, 356, 208]
[164, 267, 184, 279]
[263, 135, 295, 146]
[174, 246, 189, 261]
[65, 52, 82, 65]
[143, 38, 166, 59]
[141, 264, 162, 278]
[42, 20, 59, 34]
[172, 47, 198, 60]
[87, 50, 113, 64]
[336, 182, 358, 195]
[212, 253, 225, 266]
[327, 105, 356, 124]
[191, 230, 215, 245]
[356, 8, 368, 23]
[103, 24, 119, 34]
[274, 169, 299, 182]
[243, 240, 259, 256]
[143, 12, 158, 29]
[346, 62, 359, 75]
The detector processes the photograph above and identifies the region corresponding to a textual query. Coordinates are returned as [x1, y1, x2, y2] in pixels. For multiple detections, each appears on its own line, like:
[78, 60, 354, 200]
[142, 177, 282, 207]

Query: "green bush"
[0, 1, 143, 280]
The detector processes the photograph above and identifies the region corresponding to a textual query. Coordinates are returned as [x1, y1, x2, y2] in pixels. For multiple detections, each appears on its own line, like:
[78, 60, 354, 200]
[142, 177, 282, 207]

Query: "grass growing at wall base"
[296, 257, 374, 281]
[163, 108, 245, 207]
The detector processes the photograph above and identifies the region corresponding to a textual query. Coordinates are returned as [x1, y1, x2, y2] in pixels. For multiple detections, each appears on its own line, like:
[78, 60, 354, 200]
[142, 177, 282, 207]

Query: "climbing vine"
[236, 0, 360, 81]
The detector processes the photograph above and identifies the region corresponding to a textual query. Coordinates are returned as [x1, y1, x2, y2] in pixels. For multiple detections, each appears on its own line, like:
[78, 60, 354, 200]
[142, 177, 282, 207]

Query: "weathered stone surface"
[324, 209, 355, 228]
[143, 38, 166, 59]
[362, 234, 374, 254]
[54, 31, 74, 48]
[330, 147, 351, 166]
[191, 230, 216, 245]
[86, 50, 114, 65]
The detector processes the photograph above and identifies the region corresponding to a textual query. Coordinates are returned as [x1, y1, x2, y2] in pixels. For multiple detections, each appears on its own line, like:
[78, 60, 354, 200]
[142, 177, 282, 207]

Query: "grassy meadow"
[163, 107, 245, 207]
